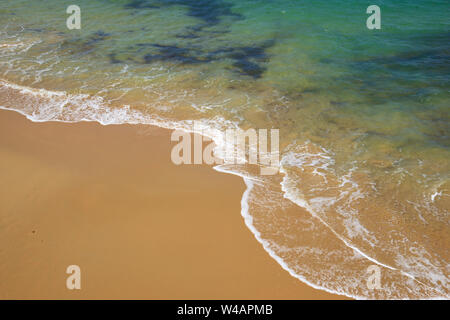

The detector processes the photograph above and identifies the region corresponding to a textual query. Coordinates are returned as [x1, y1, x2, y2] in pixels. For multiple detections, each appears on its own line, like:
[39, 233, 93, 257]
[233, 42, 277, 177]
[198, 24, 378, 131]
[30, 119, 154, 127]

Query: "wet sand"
[0, 109, 343, 299]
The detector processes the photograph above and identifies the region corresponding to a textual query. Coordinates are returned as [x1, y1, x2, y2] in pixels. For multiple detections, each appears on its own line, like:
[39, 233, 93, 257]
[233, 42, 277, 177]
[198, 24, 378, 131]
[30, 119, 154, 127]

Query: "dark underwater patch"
[174, 0, 242, 25]
[355, 49, 449, 75]
[232, 59, 266, 78]
[83, 1, 273, 78]
[358, 32, 449, 76]
[321, 31, 450, 107]
[346, 48, 450, 105]
[125, 0, 160, 9]
[122, 39, 275, 78]
[142, 44, 212, 64]
[212, 40, 275, 78]
[124, 0, 241, 26]
[123, 0, 242, 39]
[88, 30, 111, 44]
[61, 30, 112, 55]
[108, 53, 122, 64]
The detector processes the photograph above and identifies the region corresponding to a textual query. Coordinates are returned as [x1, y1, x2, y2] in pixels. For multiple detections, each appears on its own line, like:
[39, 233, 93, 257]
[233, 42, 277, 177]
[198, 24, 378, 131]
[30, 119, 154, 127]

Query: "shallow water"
[0, 0, 449, 298]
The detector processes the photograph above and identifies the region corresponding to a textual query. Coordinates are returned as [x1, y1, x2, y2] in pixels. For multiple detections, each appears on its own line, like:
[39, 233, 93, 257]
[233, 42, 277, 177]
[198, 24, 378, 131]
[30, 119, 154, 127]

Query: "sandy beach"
[1, 0, 448, 300]
[0, 109, 343, 299]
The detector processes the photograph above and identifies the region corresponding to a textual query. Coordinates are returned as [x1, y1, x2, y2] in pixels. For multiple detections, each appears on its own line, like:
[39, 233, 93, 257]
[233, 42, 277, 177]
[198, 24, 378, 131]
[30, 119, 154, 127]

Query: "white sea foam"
[212, 165, 359, 298]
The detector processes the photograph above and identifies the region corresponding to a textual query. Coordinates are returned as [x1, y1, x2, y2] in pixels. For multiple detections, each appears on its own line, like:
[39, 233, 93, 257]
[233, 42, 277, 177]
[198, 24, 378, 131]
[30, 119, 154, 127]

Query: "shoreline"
[0, 108, 344, 299]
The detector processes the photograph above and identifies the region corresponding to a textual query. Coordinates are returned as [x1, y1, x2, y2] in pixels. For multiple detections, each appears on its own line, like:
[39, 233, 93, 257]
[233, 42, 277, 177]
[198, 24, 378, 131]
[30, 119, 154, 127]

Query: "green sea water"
[0, 0, 448, 298]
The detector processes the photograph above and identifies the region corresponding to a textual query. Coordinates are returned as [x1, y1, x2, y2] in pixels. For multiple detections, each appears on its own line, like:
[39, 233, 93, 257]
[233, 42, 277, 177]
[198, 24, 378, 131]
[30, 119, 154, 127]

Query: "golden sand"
[0, 109, 343, 299]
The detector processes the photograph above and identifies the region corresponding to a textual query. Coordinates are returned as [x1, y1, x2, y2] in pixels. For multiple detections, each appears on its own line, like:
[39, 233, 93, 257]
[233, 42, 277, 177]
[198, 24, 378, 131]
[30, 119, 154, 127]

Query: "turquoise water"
[0, 0, 449, 298]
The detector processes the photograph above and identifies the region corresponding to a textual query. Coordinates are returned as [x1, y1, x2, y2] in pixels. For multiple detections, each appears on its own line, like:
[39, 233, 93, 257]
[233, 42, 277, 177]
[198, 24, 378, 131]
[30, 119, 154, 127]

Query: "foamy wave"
[0, 79, 237, 130]
[217, 163, 446, 299]
[279, 143, 449, 298]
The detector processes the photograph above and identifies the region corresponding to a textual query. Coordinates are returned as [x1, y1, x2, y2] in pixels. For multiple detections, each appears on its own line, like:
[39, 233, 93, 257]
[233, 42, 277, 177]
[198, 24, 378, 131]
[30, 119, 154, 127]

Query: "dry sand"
[0, 109, 343, 299]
